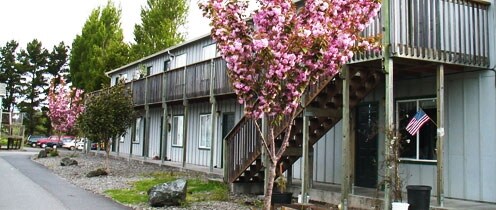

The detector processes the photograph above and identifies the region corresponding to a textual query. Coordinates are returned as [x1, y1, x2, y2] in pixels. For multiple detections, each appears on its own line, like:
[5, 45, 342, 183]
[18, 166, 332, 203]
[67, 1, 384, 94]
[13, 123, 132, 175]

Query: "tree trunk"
[263, 159, 277, 210]
[105, 140, 110, 172]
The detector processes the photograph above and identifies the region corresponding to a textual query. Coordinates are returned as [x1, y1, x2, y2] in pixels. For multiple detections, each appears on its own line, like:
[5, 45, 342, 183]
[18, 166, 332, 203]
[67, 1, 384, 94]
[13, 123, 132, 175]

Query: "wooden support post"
[129, 80, 134, 161]
[161, 103, 168, 165]
[341, 65, 350, 210]
[182, 100, 189, 168]
[382, 0, 392, 209]
[144, 77, 150, 160]
[436, 64, 445, 207]
[210, 59, 218, 173]
[161, 68, 168, 165]
[301, 98, 310, 203]
[210, 99, 217, 172]
[182, 66, 188, 168]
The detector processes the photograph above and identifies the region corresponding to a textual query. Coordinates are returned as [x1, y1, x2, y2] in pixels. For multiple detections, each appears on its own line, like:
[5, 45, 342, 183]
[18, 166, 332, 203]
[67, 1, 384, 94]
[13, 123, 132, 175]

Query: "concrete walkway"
[0, 150, 130, 210]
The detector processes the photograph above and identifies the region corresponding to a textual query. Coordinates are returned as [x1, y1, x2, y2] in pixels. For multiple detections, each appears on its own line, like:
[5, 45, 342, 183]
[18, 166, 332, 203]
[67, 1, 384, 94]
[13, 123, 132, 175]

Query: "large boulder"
[86, 168, 108, 177]
[60, 157, 78, 166]
[37, 150, 47, 158]
[148, 179, 187, 207]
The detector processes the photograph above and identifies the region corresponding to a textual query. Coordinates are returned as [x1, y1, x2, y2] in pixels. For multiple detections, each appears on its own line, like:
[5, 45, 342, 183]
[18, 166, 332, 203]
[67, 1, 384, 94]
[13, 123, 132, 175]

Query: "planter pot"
[271, 192, 292, 204]
[392, 202, 409, 210]
[297, 194, 310, 203]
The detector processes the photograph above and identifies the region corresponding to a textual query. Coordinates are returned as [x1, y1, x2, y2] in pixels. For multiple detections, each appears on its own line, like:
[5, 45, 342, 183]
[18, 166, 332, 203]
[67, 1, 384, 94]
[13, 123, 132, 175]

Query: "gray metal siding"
[302, 70, 496, 203]
[148, 108, 163, 158]
[444, 72, 496, 202]
[109, 36, 215, 82]
[215, 99, 244, 168]
[169, 105, 184, 162]
[185, 102, 212, 166]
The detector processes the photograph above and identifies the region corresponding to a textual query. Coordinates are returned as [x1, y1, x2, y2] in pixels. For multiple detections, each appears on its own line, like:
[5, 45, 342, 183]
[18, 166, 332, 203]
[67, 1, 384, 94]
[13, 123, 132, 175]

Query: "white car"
[76, 140, 85, 150]
[61, 138, 77, 150]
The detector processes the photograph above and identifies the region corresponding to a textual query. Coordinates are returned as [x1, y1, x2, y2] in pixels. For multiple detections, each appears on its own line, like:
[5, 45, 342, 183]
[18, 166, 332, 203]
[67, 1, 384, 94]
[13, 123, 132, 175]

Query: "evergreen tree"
[70, 1, 129, 92]
[17, 39, 49, 135]
[0, 40, 23, 112]
[47, 42, 69, 80]
[131, 0, 187, 60]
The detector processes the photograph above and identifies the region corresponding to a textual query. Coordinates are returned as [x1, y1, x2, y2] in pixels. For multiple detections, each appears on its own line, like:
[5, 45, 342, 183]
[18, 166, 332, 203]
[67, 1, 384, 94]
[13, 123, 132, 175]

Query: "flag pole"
[429, 118, 438, 127]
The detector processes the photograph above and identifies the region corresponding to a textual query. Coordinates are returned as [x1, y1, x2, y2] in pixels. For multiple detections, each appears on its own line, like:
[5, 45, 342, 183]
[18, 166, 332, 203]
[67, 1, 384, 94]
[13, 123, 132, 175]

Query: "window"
[175, 54, 187, 68]
[146, 66, 152, 76]
[116, 73, 127, 84]
[164, 60, 170, 71]
[133, 117, 143, 143]
[199, 114, 212, 149]
[396, 98, 437, 162]
[202, 44, 217, 60]
[172, 116, 184, 147]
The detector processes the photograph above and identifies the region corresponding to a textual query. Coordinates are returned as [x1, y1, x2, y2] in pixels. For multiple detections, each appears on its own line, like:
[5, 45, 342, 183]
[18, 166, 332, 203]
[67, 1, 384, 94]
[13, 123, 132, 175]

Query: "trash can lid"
[406, 185, 432, 190]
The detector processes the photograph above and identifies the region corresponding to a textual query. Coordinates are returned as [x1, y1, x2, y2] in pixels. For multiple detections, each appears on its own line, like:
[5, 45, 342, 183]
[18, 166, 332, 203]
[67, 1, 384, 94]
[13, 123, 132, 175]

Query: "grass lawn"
[105, 171, 229, 206]
[0, 137, 7, 146]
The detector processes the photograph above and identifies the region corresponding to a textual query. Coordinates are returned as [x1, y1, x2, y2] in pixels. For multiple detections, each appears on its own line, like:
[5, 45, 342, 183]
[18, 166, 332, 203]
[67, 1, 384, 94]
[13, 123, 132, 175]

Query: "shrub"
[49, 149, 59, 157]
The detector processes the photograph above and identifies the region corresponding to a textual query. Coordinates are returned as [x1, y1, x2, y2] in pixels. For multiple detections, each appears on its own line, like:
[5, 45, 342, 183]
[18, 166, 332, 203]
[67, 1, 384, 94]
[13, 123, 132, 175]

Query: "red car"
[37, 136, 75, 148]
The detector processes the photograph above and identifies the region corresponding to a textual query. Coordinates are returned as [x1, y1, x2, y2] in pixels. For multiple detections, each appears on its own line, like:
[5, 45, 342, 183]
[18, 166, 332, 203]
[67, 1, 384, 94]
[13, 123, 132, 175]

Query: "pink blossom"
[200, 0, 380, 120]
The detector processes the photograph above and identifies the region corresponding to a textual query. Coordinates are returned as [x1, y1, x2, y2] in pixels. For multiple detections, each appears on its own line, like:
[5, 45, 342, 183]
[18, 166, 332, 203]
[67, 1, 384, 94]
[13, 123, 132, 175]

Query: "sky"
[0, 0, 212, 49]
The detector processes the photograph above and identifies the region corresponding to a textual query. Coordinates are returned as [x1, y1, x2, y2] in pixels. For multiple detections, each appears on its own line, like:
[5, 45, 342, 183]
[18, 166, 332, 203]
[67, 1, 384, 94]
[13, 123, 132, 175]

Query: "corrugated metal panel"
[216, 99, 244, 168]
[478, 72, 496, 202]
[185, 102, 211, 166]
[169, 105, 185, 162]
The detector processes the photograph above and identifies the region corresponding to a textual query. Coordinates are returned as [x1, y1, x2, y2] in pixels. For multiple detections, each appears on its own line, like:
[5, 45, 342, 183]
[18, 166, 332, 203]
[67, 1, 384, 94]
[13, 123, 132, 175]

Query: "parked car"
[26, 135, 48, 147]
[75, 138, 98, 150]
[62, 138, 78, 150]
[37, 136, 75, 148]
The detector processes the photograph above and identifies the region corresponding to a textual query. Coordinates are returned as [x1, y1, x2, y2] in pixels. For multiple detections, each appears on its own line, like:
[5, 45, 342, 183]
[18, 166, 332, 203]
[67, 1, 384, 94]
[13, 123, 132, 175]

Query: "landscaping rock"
[86, 168, 108, 177]
[60, 157, 78, 166]
[37, 150, 47, 158]
[148, 179, 187, 207]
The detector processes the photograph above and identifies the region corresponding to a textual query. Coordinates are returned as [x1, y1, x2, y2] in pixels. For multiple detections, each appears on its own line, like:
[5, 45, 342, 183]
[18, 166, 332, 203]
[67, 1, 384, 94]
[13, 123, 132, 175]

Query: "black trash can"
[406, 185, 432, 210]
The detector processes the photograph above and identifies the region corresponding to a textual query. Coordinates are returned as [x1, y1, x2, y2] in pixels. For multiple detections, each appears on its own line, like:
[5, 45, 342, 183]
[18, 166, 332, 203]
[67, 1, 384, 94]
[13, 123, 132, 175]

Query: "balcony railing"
[352, 0, 489, 67]
[130, 57, 234, 106]
[392, 0, 489, 66]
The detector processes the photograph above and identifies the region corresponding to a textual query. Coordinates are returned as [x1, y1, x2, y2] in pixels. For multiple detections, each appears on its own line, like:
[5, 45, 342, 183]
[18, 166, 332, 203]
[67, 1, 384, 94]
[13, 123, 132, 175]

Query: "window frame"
[146, 66, 152, 76]
[172, 115, 184, 147]
[174, 53, 187, 68]
[163, 59, 171, 71]
[202, 43, 217, 60]
[396, 97, 437, 163]
[133, 117, 143, 144]
[198, 114, 212, 149]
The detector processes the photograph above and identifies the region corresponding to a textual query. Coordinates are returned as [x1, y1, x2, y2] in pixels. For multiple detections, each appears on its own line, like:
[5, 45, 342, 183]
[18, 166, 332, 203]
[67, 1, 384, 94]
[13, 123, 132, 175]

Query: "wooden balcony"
[352, 0, 490, 67]
[130, 57, 234, 106]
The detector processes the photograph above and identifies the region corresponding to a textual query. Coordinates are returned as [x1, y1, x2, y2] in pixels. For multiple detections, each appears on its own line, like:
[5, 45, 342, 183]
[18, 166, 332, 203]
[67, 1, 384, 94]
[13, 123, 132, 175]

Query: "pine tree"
[17, 39, 49, 135]
[70, 1, 129, 92]
[131, 0, 187, 60]
[0, 40, 22, 112]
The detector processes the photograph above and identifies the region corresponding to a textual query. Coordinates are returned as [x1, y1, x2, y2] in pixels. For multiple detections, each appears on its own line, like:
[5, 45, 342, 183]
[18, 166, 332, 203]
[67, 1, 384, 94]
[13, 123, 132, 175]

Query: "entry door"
[221, 113, 235, 168]
[355, 102, 379, 188]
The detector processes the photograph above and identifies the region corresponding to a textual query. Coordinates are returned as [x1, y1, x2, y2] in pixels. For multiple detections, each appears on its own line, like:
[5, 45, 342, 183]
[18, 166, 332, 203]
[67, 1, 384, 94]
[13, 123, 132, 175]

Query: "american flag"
[406, 109, 430, 136]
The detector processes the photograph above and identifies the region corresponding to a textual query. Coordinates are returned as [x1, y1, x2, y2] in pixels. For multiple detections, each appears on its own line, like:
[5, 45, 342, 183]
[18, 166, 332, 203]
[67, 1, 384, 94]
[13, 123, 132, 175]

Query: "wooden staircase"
[224, 67, 383, 184]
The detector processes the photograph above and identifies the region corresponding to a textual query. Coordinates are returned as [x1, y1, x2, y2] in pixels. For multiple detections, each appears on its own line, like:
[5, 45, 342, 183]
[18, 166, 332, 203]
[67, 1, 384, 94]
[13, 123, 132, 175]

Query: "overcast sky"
[0, 0, 212, 49]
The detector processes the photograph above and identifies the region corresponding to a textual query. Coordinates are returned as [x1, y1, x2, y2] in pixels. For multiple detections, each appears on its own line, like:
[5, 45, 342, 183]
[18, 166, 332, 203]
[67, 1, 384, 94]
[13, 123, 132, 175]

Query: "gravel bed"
[33, 150, 259, 210]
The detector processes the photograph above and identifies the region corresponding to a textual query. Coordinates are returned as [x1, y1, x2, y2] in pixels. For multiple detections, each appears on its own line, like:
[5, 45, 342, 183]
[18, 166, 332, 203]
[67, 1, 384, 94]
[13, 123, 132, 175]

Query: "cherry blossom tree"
[48, 77, 84, 136]
[201, 0, 380, 208]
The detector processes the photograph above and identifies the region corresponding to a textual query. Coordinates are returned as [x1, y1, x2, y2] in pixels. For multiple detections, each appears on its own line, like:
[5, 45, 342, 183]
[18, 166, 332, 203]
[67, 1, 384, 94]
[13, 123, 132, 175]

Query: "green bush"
[49, 149, 59, 157]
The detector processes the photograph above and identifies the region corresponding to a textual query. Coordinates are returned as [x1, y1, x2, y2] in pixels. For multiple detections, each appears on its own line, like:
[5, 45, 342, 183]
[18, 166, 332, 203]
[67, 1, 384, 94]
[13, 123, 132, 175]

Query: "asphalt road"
[0, 149, 130, 210]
